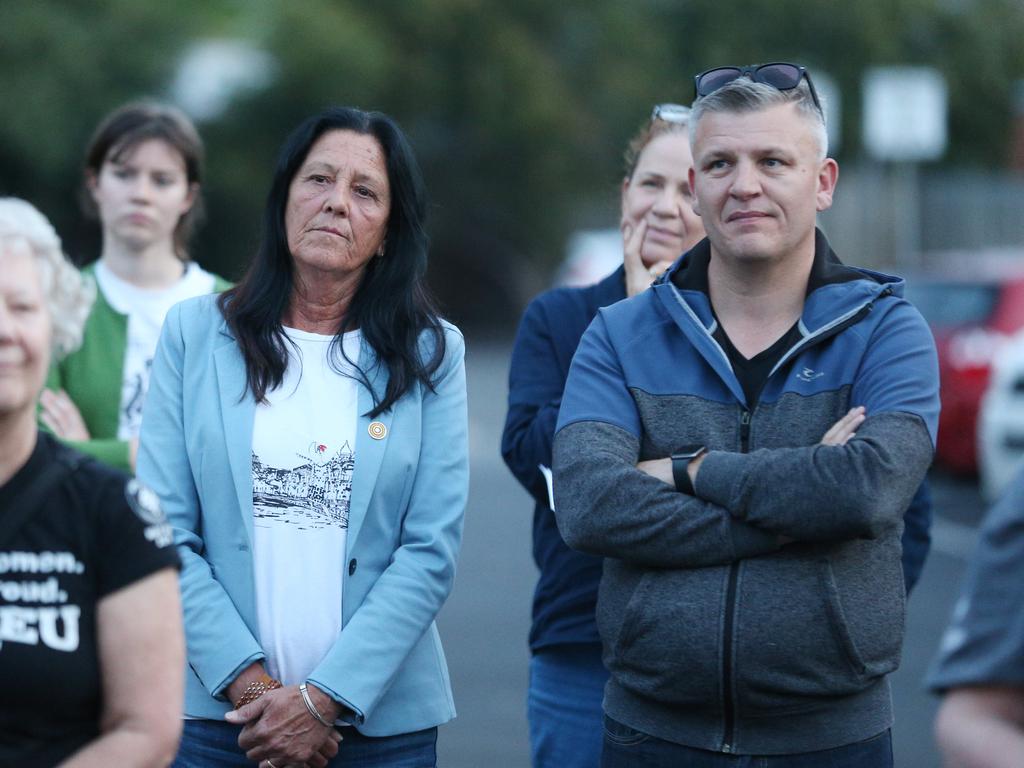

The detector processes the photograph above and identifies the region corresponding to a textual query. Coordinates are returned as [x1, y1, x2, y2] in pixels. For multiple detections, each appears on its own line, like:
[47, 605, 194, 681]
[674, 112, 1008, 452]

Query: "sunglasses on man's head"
[693, 62, 822, 114]
[650, 103, 691, 124]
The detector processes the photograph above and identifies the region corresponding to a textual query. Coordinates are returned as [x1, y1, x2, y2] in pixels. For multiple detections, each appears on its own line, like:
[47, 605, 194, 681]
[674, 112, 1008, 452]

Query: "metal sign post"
[862, 67, 949, 268]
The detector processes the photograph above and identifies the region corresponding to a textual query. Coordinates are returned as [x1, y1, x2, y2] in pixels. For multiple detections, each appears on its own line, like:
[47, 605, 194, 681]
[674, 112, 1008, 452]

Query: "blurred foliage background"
[3, 0, 1024, 331]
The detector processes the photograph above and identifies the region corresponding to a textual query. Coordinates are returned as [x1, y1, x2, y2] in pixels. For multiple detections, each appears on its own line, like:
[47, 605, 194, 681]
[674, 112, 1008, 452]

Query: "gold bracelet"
[234, 674, 282, 709]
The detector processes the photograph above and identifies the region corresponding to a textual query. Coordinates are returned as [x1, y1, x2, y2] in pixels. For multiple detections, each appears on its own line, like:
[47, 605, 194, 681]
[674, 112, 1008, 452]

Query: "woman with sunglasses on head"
[502, 104, 704, 768]
[39, 101, 230, 472]
[0, 198, 183, 767]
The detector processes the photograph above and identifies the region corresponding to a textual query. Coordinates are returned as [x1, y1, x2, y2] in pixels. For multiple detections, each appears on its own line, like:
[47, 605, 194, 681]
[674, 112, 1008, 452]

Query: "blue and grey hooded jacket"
[552, 230, 939, 755]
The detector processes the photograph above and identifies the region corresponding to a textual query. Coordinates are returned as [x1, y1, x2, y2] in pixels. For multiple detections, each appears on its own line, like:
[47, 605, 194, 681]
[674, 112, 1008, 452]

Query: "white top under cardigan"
[251, 327, 360, 685]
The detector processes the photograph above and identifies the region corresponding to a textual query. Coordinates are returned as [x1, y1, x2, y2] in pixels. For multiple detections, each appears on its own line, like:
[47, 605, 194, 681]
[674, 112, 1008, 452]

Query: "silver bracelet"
[299, 682, 334, 727]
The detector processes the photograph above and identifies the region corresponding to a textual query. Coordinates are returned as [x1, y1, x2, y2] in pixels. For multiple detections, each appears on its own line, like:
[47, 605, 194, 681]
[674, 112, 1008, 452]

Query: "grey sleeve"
[552, 420, 781, 568]
[928, 469, 1024, 692]
[695, 412, 933, 541]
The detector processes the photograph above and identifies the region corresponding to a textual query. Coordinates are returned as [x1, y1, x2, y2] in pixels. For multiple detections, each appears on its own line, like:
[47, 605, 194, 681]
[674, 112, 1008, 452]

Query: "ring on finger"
[266, 761, 278, 768]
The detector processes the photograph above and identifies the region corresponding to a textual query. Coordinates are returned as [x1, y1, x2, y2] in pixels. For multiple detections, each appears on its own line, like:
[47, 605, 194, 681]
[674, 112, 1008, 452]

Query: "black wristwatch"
[671, 445, 707, 495]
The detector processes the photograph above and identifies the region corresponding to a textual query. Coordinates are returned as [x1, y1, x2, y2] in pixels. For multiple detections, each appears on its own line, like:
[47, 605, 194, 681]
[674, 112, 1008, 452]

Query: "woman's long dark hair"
[218, 107, 445, 416]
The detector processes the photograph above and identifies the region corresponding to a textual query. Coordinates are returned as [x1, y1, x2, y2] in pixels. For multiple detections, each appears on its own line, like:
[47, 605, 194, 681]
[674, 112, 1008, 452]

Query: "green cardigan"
[43, 264, 231, 471]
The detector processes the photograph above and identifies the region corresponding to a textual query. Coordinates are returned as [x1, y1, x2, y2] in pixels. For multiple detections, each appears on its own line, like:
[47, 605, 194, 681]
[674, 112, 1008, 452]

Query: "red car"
[904, 253, 1024, 475]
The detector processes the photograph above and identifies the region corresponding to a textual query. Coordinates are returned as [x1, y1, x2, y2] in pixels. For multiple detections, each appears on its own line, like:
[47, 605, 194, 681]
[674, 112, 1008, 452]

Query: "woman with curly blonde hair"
[0, 198, 184, 767]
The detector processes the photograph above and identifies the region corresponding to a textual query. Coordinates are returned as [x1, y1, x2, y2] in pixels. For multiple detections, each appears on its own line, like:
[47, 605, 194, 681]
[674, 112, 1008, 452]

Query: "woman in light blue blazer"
[138, 107, 468, 768]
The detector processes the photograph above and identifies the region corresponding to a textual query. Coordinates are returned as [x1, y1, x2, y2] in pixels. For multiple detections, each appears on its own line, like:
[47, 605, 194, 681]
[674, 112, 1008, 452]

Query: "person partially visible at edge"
[40, 101, 231, 472]
[0, 198, 183, 767]
[552, 64, 939, 766]
[502, 102, 935, 767]
[928, 468, 1024, 767]
[137, 106, 468, 768]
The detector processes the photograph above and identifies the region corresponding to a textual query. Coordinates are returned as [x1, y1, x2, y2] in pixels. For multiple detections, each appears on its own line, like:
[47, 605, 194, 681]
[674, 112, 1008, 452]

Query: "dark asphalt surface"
[436, 341, 984, 768]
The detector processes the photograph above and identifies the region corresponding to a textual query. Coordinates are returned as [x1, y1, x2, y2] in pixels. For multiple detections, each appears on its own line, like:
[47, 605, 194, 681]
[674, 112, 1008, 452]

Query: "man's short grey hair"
[689, 76, 829, 160]
[0, 198, 94, 359]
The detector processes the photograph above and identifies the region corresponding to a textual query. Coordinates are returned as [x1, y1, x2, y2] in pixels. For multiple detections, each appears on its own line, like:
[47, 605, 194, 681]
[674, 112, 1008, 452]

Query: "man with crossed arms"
[553, 63, 939, 766]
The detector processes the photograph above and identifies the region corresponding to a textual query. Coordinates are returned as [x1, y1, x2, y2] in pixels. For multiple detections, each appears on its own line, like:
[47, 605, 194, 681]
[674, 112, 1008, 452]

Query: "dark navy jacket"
[502, 267, 625, 651]
[502, 253, 933, 655]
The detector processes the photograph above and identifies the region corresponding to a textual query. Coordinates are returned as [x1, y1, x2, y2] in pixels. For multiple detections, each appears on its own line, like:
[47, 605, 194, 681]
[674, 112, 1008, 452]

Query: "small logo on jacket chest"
[796, 367, 825, 382]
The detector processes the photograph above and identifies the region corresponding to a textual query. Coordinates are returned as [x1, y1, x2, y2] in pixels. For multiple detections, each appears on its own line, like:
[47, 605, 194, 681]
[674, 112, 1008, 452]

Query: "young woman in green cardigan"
[39, 102, 229, 472]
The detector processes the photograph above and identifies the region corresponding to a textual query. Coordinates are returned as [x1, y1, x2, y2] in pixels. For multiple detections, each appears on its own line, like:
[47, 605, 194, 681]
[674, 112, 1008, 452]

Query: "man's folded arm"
[695, 412, 933, 541]
[695, 301, 939, 542]
[553, 420, 782, 568]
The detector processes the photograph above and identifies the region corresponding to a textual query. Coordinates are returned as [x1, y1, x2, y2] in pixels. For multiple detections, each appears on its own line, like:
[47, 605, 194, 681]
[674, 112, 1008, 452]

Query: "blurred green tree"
[2, 0, 1024, 328]
[0, 0, 220, 259]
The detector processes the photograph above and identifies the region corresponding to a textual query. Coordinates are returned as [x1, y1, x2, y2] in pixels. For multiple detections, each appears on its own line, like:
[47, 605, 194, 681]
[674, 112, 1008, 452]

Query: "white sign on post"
[816, 72, 841, 155]
[862, 67, 948, 161]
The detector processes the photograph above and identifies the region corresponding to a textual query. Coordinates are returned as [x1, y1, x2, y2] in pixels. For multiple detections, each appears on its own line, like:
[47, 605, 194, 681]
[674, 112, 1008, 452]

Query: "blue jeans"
[601, 717, 893, 768]
[173, 718, 437, 767]
[528, 643, 608, 768]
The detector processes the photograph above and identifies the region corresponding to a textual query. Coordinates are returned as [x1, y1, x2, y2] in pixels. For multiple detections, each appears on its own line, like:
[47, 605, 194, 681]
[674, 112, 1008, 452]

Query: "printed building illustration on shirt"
[252, 441, 354, 530]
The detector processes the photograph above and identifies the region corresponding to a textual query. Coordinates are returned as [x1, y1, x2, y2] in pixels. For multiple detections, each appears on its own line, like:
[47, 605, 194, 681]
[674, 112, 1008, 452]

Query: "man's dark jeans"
[601, 717, 892, 768]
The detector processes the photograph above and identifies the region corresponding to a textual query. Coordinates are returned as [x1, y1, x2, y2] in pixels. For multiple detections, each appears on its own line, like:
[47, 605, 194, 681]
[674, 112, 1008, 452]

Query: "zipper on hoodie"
[716, 291, 883, 752]
[668, 275, 894, 753]
[721, 563, 739, 753]
[721, 407, 751, 753]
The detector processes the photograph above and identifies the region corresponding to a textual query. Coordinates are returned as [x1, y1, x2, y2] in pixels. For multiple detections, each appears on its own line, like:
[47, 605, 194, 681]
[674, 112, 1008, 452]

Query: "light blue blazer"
[137, 294, 468, 736]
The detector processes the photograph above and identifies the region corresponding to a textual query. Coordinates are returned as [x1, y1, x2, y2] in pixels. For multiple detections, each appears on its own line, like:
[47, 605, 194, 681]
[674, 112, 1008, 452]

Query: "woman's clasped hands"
[225, 684, 343, 768]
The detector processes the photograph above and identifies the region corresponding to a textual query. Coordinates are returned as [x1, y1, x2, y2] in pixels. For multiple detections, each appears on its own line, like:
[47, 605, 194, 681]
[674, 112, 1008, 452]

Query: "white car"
[979, 329, 1024, 500]
[555, 228, 623, 287]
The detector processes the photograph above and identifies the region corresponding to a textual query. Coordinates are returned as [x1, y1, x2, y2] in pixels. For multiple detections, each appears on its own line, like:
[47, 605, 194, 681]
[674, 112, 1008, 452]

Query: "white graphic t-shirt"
[251, 328, 360, 684]
[94, 261, 216, 440]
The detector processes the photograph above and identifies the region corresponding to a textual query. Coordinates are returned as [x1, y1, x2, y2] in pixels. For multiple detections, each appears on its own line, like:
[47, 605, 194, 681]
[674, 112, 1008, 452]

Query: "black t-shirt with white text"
[0, 432, 179, 767]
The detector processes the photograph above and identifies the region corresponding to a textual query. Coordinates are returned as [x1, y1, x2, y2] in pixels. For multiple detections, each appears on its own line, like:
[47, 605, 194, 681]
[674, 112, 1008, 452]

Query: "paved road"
[436, 341, 985, 767]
